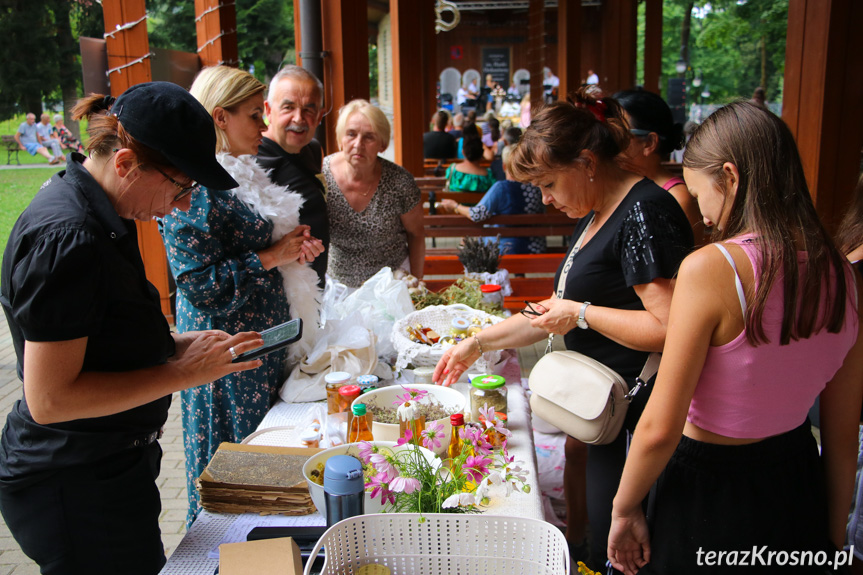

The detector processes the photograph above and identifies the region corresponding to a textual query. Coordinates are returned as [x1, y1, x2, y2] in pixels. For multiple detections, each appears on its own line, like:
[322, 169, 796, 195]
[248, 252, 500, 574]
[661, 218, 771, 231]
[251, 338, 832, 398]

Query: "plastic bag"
[322, 267, 415, 360]
[279, 312, 377, 403]
[465, 268, 513, 296]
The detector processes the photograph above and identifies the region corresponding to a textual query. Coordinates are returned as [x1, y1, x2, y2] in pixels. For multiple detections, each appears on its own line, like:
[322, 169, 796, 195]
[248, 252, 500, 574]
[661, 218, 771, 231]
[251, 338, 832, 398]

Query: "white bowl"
[302, 441, 439, 515]
[352, 384, 466, 455]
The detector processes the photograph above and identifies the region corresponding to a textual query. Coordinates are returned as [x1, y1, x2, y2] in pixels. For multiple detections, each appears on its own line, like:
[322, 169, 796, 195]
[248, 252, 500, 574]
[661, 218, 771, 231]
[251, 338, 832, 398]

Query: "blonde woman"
[323, 99, 425, 287]
[159, 66, 325, 525]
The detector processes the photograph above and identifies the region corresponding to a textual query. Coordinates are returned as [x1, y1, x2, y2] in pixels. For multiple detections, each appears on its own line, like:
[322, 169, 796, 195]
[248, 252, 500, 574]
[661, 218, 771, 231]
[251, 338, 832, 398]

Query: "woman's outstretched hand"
[433, 336, 482, 387]
[258, 225, 324, 269]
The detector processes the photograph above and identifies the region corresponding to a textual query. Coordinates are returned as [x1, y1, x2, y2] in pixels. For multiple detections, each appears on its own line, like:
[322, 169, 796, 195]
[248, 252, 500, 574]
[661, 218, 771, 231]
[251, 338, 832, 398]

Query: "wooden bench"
[423, 253, 565, 312]
[423, 158, 492, 176]
[2, 135, 21, 166]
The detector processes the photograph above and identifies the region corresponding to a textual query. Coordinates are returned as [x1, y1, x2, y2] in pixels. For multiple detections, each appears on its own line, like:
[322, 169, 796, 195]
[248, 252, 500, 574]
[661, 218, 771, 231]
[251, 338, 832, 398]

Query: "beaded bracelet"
[473, 334, 484, 355]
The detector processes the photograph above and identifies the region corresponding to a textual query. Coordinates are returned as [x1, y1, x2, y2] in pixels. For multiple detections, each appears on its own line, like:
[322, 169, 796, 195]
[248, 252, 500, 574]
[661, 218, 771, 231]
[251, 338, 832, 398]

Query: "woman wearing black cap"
[0, 82, 263, 574]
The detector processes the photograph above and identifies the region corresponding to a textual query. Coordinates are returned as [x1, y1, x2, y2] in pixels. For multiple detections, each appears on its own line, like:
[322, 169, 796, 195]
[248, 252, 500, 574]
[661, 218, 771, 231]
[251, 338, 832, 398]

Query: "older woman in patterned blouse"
[323, 99, 425, 287]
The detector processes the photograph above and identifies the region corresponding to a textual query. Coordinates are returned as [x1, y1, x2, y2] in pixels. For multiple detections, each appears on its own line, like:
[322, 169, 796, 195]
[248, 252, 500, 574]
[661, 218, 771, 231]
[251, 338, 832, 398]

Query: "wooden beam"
[102, 1, 172, 322]
[527, 0, 545, 111]
[321, 0, 371, 156]
[293, 0, 302, 65]
[643, 0, 662, 93]
[557, 0, 581, 99]
[782, 0, 863, 231]
[194, 0, 239, 68]
[391, 0, 434, 176]
[600, 0, 637, 94]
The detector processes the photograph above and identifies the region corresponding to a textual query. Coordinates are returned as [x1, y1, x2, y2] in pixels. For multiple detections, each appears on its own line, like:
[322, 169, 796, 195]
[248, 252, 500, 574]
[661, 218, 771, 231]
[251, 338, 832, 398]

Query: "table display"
[159, 354, 543, 575]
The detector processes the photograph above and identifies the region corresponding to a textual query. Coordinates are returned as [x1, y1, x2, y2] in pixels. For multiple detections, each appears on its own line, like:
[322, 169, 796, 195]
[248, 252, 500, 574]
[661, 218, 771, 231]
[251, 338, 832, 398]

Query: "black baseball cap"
[112, 82, 238, 190]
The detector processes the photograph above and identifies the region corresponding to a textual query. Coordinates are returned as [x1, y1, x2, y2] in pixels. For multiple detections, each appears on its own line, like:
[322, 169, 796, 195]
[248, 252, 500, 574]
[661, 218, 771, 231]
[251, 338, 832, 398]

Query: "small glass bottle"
[349, 404, 374, 443]
[448, 413, 465, 460]
[325, 371, 351, 414]
[469, 374, 507, 422]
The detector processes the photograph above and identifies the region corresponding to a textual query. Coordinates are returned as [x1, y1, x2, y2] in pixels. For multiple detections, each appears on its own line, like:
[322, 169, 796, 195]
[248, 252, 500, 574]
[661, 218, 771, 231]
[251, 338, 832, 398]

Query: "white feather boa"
[218, 153, 321, 361]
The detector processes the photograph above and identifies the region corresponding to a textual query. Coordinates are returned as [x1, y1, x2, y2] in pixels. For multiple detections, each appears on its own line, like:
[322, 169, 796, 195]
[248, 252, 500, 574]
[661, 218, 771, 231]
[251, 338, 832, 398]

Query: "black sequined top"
[553, 178, 694, 381]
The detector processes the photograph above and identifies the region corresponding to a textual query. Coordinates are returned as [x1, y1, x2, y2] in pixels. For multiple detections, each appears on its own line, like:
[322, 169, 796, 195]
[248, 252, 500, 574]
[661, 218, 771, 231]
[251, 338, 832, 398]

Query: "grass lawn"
[0, 167, 59, 256]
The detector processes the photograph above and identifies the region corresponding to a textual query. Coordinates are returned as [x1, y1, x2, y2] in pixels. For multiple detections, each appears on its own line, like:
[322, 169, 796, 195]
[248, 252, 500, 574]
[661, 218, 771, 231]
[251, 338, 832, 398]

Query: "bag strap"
[624, 352, 661, 400]
[545, 215, 595, 355]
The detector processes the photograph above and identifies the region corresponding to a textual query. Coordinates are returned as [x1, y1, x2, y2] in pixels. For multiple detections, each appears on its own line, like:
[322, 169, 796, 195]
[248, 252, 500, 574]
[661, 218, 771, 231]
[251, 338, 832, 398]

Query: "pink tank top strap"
[661, 176, 686, 191]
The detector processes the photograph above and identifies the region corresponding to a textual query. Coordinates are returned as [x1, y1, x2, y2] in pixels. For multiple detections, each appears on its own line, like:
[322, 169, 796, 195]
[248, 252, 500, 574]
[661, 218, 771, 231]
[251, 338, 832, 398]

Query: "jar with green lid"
[469, 374, 507, 422]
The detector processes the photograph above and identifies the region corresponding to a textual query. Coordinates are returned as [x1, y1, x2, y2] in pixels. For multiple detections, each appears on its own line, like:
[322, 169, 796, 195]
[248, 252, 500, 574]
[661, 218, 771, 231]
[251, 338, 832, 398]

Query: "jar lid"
[480, 284, 502, 293]
[471, 374, 505, 389]
[352, 403, 367, 416]
[339, 384, 361, 397]
[325, 371, 351, 384]
[451, 317, 470, 330]
[357, 374, 379, 386]
[450, 413, 465, 426]
[299, 428, 321, 442]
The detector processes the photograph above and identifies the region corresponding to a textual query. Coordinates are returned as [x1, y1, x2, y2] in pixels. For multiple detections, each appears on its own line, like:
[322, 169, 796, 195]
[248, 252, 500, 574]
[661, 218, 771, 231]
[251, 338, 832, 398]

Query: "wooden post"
[195, 0, 239, 68]
[391, 0, 434, 176]
[783, 0, 863, 230]
[102, 0, 173, 323]
[527, 0, 545, 111]
[643, 0, 662, 94]
[321, 0, 371, 156]
[557, 0, 581, 100]
[600, 0, 638, 94]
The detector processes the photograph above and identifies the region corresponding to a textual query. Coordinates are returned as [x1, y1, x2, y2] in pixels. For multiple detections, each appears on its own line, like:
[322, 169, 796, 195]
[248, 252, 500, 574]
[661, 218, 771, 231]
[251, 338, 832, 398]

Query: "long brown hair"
[683, 101, 849, 345]
[508, 87, 630, 182]
[835, 173, 863, 256]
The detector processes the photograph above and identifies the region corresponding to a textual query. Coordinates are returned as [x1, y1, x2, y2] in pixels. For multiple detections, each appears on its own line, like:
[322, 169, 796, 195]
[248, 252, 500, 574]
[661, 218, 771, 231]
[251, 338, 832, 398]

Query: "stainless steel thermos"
[322, 454, 364, 527]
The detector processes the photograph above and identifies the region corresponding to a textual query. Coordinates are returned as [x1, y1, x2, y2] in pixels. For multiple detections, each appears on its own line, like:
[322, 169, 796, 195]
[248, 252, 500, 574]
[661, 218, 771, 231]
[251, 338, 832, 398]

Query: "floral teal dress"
[445, 163, 497, 193]
[160, 186, 291, 526]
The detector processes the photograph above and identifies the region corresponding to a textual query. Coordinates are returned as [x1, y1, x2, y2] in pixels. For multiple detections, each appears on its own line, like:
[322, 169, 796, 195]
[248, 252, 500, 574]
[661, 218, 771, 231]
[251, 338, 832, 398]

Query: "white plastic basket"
[392, 304, 505, 372]
[304, 513, 570, 575]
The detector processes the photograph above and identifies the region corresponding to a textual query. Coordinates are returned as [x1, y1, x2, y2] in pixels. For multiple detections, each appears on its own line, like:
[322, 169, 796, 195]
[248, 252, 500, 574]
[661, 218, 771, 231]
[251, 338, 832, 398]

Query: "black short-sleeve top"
[554, 178, 693, 381]
[0, 154, 174, 488]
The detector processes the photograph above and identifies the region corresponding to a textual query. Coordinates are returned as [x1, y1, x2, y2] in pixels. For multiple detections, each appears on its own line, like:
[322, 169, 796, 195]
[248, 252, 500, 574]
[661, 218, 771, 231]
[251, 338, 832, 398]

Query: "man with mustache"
[256, 65, 329, 286]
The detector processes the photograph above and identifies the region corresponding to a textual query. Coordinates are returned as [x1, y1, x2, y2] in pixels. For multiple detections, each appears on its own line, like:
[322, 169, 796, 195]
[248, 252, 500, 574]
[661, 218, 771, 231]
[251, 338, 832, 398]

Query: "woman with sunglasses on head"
[614, 89, 703, 240]
[608, 103, 863, 574]
[433, 87, 693, 571]
[0, 82, 265, 574]
[159, 66, 325, 527]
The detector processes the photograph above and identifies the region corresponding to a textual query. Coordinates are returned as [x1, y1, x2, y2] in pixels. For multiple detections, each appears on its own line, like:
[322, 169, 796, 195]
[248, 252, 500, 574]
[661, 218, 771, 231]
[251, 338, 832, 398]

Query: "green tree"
[147, 0, 196, 52]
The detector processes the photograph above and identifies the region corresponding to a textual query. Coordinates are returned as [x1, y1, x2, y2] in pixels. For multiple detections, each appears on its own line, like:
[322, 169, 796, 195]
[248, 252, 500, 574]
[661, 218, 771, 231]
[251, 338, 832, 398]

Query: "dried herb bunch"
[458, 235, 501, 274]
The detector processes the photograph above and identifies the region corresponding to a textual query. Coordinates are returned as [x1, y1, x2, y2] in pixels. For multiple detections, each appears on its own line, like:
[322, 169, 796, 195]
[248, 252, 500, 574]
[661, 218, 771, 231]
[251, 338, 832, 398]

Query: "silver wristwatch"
[577, 301, 591, 330]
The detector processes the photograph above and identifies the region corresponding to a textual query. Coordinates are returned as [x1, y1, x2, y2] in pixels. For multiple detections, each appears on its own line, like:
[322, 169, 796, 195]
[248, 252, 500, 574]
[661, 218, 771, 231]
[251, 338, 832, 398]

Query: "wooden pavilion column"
[527, 0, 545, 112]
[391, 0, 434, 176]
[103, 1, 173, 323]
[599, 0, 637, 94]
[783, 0, 863, 230]
[321, 0, 370, 156]
[557, 0, 581, 100]
[643, 0, 662, 94]
[195, 0, 239, 67]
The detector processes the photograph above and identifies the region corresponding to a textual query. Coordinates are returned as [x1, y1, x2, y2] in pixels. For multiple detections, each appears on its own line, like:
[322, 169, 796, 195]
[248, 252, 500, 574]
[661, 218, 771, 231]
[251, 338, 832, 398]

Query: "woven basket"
[303, 513, 570, 575]
[392, 304, 504, 372]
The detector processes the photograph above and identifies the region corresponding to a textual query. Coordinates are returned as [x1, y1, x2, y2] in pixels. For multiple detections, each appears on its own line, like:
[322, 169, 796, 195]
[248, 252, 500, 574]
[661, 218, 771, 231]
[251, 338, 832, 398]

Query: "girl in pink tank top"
[608, 102, 863, 575]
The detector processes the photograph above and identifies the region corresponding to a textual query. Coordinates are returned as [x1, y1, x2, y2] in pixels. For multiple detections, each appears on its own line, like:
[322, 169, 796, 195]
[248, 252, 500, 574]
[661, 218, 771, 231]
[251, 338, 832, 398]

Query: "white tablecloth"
[160, 356, 543, 575]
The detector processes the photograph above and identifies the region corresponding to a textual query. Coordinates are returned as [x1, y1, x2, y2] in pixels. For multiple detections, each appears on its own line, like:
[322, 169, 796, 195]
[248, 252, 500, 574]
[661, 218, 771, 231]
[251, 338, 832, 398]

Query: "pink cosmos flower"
[396, 428, 413, 446]
[463, 455, 492, 483]
[393, 387, 430, 406]
[368, 452, 396, 478]
[421, 421, 445, 450]
[389, 475, 421, 494]
[460, 425, 493, 456]
[368, 472, 396, 505]
[478, 404, 496, 428]
[358, 441, 375, 464]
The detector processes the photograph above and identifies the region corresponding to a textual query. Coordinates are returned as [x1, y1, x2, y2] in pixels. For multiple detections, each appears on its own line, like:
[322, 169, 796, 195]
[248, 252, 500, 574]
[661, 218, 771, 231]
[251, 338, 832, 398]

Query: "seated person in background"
[446, 126, 497, 193]
[52, 115, 84, 154]
[14, 113, 59, 164]
[448, 112, 464, 139]
[441, 145, 546, 255]
[36, 113, 65, 163]
[482, 116, 501, 162]
[491, 126, 521, 181]
[423, 110, 457, 160]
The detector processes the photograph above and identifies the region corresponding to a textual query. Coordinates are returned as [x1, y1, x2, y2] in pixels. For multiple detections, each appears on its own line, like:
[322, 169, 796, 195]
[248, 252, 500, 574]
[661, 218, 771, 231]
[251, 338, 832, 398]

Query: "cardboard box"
[219, 537, 303, 575]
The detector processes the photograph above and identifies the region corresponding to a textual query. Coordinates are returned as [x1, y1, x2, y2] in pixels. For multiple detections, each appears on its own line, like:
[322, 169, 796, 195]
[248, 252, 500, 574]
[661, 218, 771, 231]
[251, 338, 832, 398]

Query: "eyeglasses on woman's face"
[153, 166, 200, 202]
